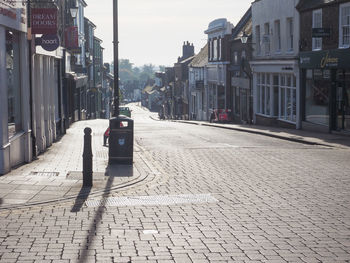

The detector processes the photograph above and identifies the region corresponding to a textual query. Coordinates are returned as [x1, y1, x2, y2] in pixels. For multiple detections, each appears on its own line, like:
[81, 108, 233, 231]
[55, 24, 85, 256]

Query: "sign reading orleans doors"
[300, 49, 350, 69]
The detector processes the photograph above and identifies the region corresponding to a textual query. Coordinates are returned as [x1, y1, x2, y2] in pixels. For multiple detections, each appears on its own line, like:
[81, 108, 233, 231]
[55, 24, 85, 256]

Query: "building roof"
[296, 0, 337, 11]
[231, 7, 252, 40]
[176, 55, 195, 65]
[189, 43, 208, 68]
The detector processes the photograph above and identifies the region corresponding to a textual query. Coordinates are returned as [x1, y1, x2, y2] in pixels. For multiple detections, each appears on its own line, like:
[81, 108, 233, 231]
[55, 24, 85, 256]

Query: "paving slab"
[0, 120, 152, 209]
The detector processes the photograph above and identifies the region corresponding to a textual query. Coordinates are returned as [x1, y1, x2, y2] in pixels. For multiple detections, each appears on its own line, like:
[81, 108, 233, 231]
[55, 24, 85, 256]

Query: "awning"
[66, 72, 88, 88]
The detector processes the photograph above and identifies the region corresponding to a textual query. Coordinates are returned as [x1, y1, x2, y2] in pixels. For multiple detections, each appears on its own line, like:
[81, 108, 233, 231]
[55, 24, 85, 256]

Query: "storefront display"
[6, 29, 21, 138]
[300, 49, 350, 132]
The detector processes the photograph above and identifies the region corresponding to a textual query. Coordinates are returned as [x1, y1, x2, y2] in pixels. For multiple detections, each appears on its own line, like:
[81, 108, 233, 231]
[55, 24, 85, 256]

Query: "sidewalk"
[170, 119, 350, 149]
[0, 119, 151, 209]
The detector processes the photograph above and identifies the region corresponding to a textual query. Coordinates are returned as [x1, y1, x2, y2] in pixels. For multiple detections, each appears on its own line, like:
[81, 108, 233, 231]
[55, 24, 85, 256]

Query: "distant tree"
[158, 65, 166, 72]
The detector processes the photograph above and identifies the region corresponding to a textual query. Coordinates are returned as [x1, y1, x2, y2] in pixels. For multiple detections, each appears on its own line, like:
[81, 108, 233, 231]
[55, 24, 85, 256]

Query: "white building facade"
[205, 19, 234, 117]
[0, 2, 32, 174]
[250, 0, 301, 129]
[189, 44, 208, 121]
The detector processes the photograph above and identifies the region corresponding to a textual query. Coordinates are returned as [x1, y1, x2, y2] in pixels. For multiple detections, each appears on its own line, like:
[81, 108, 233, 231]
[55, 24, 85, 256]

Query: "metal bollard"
[83, 127, 93, 187]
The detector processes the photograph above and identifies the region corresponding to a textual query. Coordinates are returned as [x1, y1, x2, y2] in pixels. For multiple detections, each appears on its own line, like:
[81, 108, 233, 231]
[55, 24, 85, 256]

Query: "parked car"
[209, 109, 232, 123]
[119, 106, 131, 117]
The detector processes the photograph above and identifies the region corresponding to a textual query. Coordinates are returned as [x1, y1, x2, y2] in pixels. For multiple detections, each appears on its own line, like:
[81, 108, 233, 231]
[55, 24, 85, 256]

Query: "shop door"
[336, 84, 350, 131]
[240, 89, 248, 122]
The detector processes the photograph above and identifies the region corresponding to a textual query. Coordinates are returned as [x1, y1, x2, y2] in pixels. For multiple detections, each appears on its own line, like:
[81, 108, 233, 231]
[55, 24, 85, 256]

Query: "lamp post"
[240, 31, 253, 124]
[70, 7, 78, 19]
[113, 0, 119, 117]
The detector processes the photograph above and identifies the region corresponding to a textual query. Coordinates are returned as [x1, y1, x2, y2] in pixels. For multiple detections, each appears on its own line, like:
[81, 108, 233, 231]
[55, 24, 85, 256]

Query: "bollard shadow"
[70, 187, 92, 213]
[106, 163, 134, 178]
[77, 167, 115, 263]
[0, 198, 3, 206]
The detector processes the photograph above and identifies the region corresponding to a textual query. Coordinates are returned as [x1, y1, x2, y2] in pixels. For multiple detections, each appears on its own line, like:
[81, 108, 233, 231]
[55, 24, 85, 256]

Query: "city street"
[1, 104, 350, 263]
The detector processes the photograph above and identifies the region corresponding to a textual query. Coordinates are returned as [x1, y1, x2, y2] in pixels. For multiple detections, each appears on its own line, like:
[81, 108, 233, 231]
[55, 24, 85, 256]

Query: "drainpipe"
[27, 0, 37, 159]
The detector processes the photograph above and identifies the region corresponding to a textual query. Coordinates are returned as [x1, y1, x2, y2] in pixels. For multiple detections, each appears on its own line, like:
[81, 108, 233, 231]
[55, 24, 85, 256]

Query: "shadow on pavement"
[77, 166, 116, 263]
[0, 198, 3, 206]
[70, 187, 92, 213]
[107, 164, 134, 177]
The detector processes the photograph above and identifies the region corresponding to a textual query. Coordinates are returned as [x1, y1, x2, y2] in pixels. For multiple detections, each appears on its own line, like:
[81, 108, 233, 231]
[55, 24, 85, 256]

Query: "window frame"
[255, 25, 261, 55]
[339, 2, 350, 48]
[286, 17, 294, 52]
[312, 9, 323, 51]
[264, 22, 270, 56]
[274, 20, 281, 53]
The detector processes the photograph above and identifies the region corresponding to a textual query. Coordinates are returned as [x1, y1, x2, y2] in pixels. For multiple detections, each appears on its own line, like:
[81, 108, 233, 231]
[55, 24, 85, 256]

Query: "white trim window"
[257, 73, 271, 116]
[209, 40, 212, 60]
[218, 38, 222, 60]
[312, 9, 322, 50]
[213, 39, 218, 60]
[274, 20, 281, 53]
[264, 23, 270, 55]
[340, 3, 350, 48]
[286, 18, 294, 51]
[279, 74, 296, 123]
[256, 25, 261, 55]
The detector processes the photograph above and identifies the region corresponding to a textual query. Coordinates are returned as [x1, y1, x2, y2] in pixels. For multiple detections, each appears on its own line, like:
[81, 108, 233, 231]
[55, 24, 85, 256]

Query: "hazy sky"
[84, 0, 251, 67]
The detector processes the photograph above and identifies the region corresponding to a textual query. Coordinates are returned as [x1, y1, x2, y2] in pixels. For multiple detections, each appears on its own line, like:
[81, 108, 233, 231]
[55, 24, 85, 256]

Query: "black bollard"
[83, 127, 93, 187]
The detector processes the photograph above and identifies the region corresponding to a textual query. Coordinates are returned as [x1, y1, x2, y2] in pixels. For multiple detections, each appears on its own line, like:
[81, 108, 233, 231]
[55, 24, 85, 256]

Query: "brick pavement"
[0, 119, 154, 208]
[0, 106, 350, 262]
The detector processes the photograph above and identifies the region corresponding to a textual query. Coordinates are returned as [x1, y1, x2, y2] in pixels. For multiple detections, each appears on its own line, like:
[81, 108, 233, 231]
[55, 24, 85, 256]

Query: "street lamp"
[70, 7, 78, 18]
[241, 31, 249, 44]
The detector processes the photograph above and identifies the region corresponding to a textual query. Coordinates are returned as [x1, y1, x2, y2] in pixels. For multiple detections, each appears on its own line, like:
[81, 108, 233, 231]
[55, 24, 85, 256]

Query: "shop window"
[279, 74, 297, 122]
[257, 73, 271, 116]
[235, 87, 240, 115]
[273, 75, 279, 117]
[305, 69, 330, 126]
[340, 3, 350, 48]
[6, 30, 22, 139]
[218, 85, 225, 109]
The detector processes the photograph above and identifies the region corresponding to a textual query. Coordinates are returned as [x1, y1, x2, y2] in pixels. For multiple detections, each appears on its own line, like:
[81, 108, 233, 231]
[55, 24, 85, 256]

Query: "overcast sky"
[84, 0, 251, 67]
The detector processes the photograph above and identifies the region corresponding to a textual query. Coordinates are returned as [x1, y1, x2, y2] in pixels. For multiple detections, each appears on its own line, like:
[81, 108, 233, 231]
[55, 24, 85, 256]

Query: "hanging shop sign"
[31, 8, 57, 35]
[300, 49, 350, 69]
[35, 34, 60, 51]
[65, 26, 79, 50]
[0, 0, 27, 32]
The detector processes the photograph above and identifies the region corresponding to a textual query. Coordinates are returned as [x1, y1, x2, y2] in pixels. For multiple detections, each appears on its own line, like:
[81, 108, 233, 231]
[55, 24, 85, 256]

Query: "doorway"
[335, 70, 350, 132]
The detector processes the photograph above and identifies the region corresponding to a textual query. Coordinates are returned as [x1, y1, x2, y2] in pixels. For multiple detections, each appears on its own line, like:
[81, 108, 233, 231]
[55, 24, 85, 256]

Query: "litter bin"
[108, 116, 134, 165]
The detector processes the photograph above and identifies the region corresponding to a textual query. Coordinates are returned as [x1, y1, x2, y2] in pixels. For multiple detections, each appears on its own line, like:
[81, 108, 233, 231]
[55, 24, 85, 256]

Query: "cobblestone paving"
[0, 106, 350, 262]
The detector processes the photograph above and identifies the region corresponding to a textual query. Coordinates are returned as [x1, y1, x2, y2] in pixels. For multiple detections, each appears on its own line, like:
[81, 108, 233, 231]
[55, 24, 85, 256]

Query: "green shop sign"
[300, 48, 350, 69]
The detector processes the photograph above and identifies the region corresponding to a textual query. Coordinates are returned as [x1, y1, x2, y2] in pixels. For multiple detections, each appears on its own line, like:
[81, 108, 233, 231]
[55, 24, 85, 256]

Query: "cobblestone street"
[0, 105, 350, 263]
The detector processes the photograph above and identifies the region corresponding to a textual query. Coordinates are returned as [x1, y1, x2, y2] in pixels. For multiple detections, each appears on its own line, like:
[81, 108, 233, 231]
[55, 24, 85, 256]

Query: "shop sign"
[31, 8, 57, 35]
[312, 28, 331, 38]
[65, 26, 79, 50]
[35, 34, 60, 51]
[0, 0, 27, 32]
[300, 49, 350, 69]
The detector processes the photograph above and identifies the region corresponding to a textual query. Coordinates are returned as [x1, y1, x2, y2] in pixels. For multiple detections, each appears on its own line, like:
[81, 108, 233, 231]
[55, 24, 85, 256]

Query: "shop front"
[0, 2, 32, 174]
[300, 49, 350, 133]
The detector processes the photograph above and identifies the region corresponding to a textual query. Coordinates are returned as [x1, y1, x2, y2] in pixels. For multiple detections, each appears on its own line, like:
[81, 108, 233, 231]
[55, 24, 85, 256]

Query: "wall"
[300, 4, 339, 52]
[252, 0, 300, 58]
